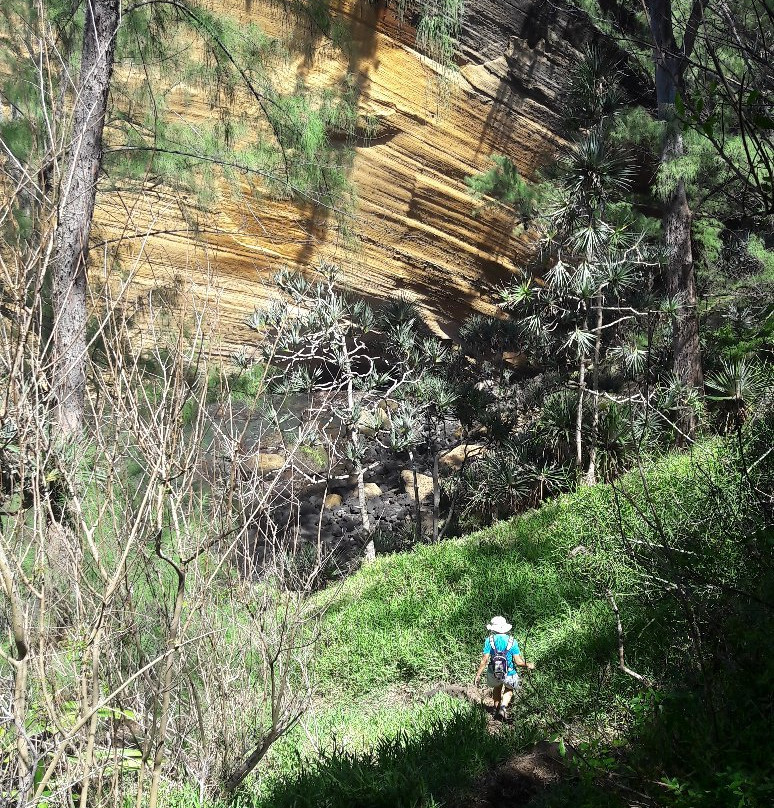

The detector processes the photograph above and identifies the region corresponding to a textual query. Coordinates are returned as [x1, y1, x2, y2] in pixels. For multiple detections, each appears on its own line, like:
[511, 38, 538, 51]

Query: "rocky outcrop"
[95, 1, 597, 351]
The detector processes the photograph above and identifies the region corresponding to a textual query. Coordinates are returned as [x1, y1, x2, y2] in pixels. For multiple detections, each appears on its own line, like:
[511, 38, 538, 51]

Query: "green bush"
[221, 363, 267, 405]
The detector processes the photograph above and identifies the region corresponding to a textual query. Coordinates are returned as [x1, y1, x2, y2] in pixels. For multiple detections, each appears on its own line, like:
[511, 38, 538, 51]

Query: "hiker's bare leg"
[492, 684, 503, 709]
[501, 686, 514, 708]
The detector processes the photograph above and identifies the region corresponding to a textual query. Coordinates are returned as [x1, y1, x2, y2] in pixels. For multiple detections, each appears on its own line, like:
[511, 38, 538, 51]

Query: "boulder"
[255, 453, 285, 474]
[355, 411, 378, 436]
[400, 470, 434, 503]
[356, 406, 391, 436]
[438, 444, 484, 473]
[502, 351, 523, 367]
[324, 493, 342, 509]
[344, 482, 384, 501]
[363, 482, 383, 499]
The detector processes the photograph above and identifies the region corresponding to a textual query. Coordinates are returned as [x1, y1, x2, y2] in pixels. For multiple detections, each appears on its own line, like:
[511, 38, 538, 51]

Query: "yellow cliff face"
[95, 0, 585, 353]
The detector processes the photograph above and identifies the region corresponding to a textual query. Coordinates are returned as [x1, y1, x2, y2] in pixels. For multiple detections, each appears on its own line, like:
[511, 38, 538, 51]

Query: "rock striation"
[95, 1, 598, 351]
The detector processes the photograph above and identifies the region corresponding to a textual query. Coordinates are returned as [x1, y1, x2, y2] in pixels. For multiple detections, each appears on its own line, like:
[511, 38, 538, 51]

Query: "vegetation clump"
[247, 424, 773, 808]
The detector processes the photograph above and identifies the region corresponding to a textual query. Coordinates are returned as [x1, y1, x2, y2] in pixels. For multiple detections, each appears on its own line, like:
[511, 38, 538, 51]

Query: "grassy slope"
[243, 441, 770, 808]
[316, 445, 727, 703]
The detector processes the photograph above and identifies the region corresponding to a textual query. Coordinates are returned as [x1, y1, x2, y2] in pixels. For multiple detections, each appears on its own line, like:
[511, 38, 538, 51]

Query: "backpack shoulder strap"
[505, 636, 514, 651]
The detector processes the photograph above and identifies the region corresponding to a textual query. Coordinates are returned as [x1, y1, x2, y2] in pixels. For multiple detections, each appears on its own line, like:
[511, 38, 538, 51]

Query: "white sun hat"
[486, 615, 512, 633]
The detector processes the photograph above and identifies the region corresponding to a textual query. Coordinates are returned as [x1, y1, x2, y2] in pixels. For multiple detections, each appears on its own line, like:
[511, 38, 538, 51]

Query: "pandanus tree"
[390, 370, 458, 543]
[705, 358, 771, 433]
[468, 49, 665, 483]
[500, 124, 652, 484]
[248, 263, 432, 561]
[569, 0, 774, 439]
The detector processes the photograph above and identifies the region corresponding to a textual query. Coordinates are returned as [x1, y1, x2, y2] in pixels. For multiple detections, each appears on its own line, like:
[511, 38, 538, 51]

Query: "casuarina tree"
[52, 0, 120, 436]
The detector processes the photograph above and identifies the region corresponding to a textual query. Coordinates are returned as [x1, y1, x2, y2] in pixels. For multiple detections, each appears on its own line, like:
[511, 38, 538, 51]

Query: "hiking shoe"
[495, 707, 508, 722]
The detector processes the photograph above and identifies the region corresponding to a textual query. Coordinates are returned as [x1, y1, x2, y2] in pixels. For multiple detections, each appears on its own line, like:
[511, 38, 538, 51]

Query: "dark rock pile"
[209, 402, 484, 578]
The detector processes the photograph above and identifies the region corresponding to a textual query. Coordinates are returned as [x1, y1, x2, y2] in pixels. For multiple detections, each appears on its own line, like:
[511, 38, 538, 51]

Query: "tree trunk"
[224, 730, 279, 793]
[585, 295, 604, 486]
[409, 449, 422, 542]
[575, 307, 590, 474]
[52, 0, 120, 436]
[78, 627, 104, 808]
[427, 410, 440, 543]
[358, 458, 375, 561]
[432, 448, 440, 543]
[663, 137, 703, 442]
[148, 563, 185, 808]
[344, 365, 373, 560]
[0, 547, 32, 803]
[648, 0, 703, 442]
[575, 356, 586, 472]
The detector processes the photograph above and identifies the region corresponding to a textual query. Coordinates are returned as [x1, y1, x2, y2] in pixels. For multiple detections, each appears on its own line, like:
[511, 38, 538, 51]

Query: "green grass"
[214, 363, 267, 406]
[313, 443, 731, 703]
[243, 702, 510, 808]
[227, 437, 773, 808]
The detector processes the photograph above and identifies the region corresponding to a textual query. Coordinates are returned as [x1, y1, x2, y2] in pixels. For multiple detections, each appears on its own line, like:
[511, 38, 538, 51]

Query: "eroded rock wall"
[95, 1, 596, 352]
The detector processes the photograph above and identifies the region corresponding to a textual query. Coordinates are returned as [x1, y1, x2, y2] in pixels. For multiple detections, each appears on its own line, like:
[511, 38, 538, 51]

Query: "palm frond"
[563, 327, 595, 356]
[706, 359, 770, 405]
[499, 279, 535, 309]
[609, 341, 648, 377]
[560, 131, 634, 204]
[545, 257, 572, 294]
[603, 259, 640, 298]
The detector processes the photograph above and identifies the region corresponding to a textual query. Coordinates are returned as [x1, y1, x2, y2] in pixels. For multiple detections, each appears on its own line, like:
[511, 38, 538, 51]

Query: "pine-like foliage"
[0, 0, 361, 241]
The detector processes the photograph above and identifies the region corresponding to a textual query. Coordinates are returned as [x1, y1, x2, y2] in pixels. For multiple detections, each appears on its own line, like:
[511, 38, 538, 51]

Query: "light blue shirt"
[483, 633, 521, 677]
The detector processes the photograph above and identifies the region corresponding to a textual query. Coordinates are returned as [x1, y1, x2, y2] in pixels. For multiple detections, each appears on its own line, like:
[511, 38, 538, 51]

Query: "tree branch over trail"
[125, 0, 292, 183]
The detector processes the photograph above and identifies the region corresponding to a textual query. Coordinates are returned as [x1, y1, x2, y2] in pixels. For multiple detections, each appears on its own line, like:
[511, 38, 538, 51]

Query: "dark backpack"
[488, 634, 514, 681]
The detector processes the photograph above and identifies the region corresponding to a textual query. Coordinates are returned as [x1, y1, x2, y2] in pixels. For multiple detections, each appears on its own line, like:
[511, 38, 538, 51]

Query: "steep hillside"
[243, 440, 773, 807]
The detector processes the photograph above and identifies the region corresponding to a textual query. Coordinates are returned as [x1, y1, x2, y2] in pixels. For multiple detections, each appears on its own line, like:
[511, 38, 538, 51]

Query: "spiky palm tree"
[595, 401, 646, 481]
[539, 390, 588, 464]
[706, 359, 771, 431]
[564, 45, 627, 131]
[465, 451, 531, 521]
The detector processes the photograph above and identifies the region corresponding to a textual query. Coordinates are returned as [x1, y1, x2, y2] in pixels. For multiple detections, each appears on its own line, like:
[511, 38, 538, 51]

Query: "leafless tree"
[1, 145, 333, 808]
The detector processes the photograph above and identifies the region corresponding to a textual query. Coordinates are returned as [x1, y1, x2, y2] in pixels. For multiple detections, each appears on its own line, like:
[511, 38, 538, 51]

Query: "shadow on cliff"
[473, 1, 576, 159]
[473, 0, 651, 159]
[277, 0, 384, 270]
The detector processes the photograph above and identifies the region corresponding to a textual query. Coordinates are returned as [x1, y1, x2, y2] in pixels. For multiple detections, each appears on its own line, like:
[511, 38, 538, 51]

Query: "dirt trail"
[459, 741, 568, 807]
[422, 685, 570, 807]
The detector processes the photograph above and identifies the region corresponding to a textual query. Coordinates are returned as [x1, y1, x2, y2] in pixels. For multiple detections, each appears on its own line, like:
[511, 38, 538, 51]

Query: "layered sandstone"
[95, 1, 597, 352]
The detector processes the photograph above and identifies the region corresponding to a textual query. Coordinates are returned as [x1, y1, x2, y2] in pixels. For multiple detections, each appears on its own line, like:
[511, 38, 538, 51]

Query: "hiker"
[473, 615, 534, 720]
